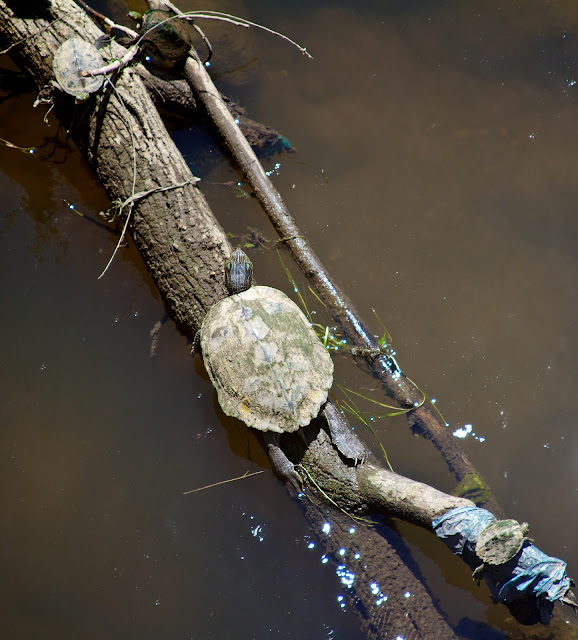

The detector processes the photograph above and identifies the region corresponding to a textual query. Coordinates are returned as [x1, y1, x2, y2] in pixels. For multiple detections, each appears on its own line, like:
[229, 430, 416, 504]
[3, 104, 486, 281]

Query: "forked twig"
[78, 1, 311, 81]
[98, 177, 198, 279]
[164, 5, 313, 59]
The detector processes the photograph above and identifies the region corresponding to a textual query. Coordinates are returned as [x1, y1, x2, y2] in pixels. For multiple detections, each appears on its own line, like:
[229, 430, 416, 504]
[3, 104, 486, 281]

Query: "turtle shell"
[200, 285, 333, 434]
[141, 10, 192, 64]
[53, 37, 104, 98]
[475, 519, 529, 565]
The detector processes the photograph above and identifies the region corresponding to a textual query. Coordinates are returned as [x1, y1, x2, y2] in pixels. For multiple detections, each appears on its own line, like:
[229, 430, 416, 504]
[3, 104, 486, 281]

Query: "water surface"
[1, 0, 577, 637]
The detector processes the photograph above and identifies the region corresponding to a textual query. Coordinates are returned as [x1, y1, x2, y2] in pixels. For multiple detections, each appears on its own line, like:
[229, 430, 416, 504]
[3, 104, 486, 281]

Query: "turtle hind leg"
[262, 432, 303, 493]
[323, 400, 367, 465]
[191, 329, 201, 357]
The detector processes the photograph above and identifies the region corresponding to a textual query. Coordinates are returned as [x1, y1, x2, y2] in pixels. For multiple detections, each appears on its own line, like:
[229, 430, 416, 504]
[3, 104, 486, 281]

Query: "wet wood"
[301, 496, 462, 640]
[0, 0, 230, 333]
[285, 422, 473, 525]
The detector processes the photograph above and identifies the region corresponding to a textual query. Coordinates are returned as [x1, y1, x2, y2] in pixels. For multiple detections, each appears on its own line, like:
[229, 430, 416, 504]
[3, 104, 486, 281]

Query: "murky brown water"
[1, 0, 577, 638]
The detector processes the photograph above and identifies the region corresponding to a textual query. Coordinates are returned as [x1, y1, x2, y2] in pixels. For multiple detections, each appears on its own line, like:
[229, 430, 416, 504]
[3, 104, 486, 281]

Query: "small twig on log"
[82, 44, 140, 78]
[96, 75, 138, 279]
[0, 18, 66, 56]
[108, 178, 200, 212]
[99, 176, 199, 279]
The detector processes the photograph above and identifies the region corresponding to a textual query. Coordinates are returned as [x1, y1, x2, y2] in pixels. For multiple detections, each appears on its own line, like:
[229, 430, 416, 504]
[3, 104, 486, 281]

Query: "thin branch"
[181, 10, 313, 59]
[74, 0, 138, 39]
[82, 44, 140, 77]
[155, 1, 313, 59]
[0, 17, 63, 55]
[182, 470, 264, 494]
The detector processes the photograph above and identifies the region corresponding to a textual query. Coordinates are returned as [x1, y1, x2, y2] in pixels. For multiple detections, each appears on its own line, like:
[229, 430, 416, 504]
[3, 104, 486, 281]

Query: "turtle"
[53, 37, 105, 101]
[194, 249, 366, 491]
[472, 519, 532, 579]
[128, 9, 192, 67]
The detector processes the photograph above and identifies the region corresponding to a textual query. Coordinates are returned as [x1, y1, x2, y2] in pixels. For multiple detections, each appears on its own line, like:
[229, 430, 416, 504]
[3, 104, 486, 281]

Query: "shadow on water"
[1, 0, 577, 638]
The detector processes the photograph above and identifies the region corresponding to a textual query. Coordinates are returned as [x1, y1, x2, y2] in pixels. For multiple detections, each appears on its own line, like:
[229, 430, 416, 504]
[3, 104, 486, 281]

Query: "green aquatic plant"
[451, 471, 492, 506]
[277, 251, 348, 352]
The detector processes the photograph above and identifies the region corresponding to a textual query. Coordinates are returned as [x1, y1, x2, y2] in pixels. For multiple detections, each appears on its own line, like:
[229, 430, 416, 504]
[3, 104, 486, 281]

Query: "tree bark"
[0, 0, 472, 523]
[1, 0, 231, 333]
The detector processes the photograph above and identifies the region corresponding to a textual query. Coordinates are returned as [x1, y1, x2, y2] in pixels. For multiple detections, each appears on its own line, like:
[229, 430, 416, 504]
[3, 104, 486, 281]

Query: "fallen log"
[0, 0, 575, 635]
[73, 0, 500, 514]
[148, 0, 503, 516]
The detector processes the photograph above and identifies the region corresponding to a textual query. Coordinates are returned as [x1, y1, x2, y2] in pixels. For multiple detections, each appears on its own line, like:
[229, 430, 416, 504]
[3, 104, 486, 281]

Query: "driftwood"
[1, 1, 575, 636]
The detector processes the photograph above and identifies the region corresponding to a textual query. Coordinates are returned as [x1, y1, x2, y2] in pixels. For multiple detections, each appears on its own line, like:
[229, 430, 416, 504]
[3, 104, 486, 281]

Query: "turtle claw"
[284, 468, 304, 494]
[191, 330, 201, 357]
[323, 401, 367, 465]
[263, 432, 303, 493]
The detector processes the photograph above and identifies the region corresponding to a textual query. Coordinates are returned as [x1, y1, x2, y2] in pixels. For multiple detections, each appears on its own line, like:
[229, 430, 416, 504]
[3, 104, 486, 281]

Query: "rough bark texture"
[302, 499, 462, 640]
[0, 0, 231, 333]
[285, 422, 473, 525]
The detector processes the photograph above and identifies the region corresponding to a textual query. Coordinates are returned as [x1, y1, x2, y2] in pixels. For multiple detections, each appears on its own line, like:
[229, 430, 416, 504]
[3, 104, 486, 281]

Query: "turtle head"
[225, 249, 253, 295]
[128, 11, 143, 26]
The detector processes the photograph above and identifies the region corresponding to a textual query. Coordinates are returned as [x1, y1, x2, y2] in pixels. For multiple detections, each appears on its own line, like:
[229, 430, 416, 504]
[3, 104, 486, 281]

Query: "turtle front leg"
[191, 329, 201, 357]
[472, 564, 486, 580]
[262, 432, 303, 493]
[323, 400, 367, 465]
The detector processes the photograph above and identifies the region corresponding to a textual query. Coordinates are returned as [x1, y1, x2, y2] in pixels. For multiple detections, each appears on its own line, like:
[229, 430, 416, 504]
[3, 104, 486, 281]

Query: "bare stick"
[83, 44, 140, 77]
[74, 0, 138, 39]
[182, 470, 264, 494]
[158, 1, 313, 58]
